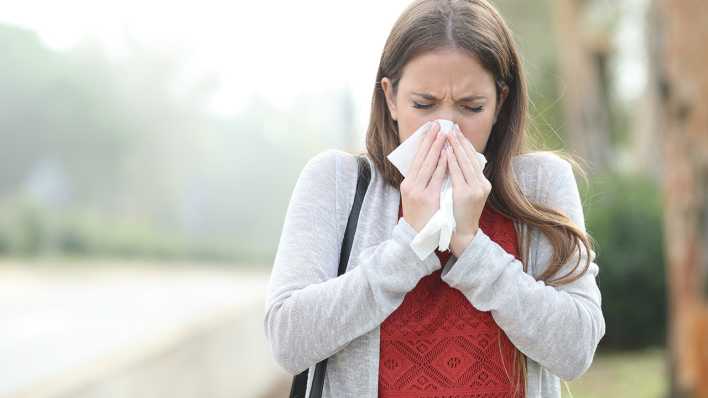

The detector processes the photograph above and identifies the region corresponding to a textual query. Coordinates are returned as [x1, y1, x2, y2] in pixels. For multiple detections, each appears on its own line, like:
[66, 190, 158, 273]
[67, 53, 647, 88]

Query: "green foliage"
[583, 171, 666, 350]
[0, 24, 305, 266]
[0, 195, 252, 264]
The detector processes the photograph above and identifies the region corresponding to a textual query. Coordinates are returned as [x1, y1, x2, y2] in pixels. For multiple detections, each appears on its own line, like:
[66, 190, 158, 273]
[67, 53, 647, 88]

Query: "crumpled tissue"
[387, 119, 487, 261]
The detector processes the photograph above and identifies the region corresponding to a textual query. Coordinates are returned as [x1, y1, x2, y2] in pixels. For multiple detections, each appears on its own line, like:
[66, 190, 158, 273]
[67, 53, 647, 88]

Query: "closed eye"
[412, 101, 484, 113]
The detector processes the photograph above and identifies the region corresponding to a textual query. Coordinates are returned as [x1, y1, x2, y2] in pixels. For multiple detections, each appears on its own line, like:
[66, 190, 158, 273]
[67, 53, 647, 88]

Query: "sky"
[0, 0, 647, 128]
[0, 0, 415, 126]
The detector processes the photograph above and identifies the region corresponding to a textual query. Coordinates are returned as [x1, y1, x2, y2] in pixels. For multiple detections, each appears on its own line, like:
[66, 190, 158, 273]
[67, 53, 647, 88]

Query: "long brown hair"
[361, 0, 597, 394]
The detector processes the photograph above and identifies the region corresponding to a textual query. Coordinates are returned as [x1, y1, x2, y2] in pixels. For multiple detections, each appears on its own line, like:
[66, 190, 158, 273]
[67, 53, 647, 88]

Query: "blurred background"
[1, 0, 706, 397]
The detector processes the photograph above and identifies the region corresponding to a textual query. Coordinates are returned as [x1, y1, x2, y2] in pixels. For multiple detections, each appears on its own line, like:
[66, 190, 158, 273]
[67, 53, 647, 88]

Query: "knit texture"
[378, 199, 524, 397]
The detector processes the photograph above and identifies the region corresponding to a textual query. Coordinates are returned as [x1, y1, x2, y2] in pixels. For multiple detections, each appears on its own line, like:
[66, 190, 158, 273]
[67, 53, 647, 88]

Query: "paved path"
[0, 258, 283, 397]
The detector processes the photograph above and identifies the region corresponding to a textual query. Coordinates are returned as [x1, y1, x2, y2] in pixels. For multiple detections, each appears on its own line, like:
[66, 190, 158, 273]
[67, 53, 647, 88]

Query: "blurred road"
[0, 259, 284, 398]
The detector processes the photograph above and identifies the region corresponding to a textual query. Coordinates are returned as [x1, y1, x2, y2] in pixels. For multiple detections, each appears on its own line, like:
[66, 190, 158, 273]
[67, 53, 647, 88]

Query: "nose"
[432, 107, 461, 128]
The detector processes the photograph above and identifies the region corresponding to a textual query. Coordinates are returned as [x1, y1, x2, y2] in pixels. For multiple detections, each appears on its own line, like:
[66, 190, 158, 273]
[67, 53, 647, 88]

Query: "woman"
[265, 0, 605, 397]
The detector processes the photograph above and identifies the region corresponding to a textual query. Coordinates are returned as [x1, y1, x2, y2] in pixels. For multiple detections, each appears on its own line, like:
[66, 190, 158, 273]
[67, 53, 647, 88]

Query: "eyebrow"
[412, 92, 487, 101]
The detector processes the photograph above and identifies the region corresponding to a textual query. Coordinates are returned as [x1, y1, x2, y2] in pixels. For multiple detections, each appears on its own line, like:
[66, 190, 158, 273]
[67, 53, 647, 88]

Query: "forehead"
[399, 48, 496, 95]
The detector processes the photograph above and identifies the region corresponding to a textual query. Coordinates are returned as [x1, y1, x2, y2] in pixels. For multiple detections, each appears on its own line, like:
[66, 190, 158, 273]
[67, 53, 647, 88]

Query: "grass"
[561, 346, 667, 398]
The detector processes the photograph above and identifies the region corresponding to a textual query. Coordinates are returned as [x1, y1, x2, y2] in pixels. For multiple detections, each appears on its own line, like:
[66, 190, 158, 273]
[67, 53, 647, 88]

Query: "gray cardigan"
[264, 149, 605, 397]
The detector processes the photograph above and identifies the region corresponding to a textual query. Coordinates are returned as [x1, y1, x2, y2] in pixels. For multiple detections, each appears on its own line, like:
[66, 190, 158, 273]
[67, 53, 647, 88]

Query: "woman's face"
[381, 48, 508, 154]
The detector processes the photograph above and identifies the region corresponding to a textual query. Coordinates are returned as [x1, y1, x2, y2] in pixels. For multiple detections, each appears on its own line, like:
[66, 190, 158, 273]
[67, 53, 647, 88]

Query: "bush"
[583, 171, 666, 350]
[0, 195, 244, 264]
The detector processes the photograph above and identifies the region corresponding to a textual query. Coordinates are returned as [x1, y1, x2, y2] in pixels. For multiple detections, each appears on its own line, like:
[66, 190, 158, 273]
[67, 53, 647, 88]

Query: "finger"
[446, 127, 475, 183]
[415, 123, 448, 187]
[446, 144, 467, 189]
[426, 142, 448, 192]
[454, 125, 483, 175]
[409, 121, 438, 179]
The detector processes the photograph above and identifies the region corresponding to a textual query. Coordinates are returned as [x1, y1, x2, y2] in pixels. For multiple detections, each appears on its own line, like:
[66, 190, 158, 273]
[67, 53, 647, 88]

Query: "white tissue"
[387, 119, 488, 261]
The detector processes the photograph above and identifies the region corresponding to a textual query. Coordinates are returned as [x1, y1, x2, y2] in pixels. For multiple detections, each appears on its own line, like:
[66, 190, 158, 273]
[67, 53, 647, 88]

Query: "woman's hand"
[445, 124, 492, 257]
[400, 121, 449, 233]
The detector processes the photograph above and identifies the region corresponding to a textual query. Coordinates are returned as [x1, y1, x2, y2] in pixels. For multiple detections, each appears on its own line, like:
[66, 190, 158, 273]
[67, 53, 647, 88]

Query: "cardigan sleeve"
[440, 155, 605, 381]
[264, 150, 441, 375]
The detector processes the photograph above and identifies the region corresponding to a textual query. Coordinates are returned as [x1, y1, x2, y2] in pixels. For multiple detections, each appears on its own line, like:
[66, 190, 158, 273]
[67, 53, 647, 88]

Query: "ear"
[493, 84, 510, 124]
[380, 77, 398, 121]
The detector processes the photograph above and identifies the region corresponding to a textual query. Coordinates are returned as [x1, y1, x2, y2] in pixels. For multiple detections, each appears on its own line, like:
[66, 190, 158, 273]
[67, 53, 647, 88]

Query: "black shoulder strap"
[289, 154, 372, 398]
[337, 154, 371, 276]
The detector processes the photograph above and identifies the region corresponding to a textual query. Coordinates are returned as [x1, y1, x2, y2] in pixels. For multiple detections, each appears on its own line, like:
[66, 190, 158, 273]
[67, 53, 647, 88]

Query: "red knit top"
[378, 198, 524, 398]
